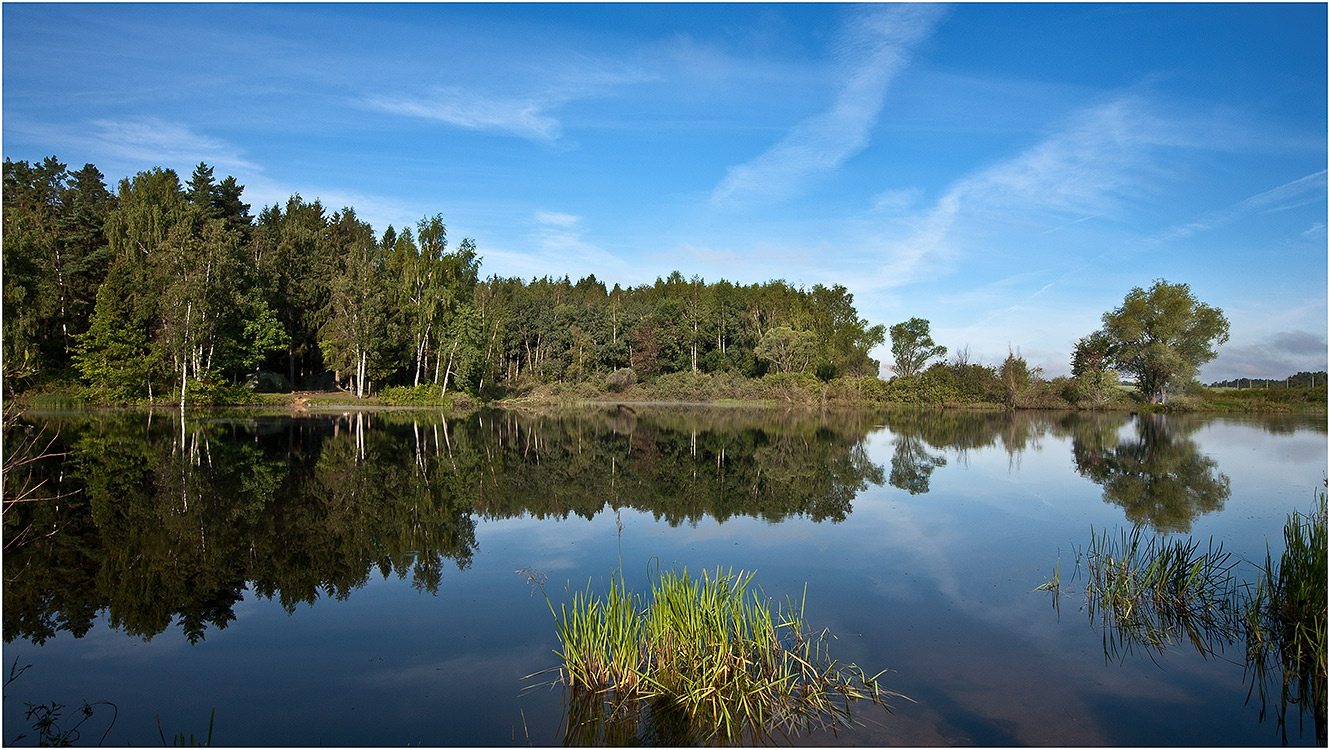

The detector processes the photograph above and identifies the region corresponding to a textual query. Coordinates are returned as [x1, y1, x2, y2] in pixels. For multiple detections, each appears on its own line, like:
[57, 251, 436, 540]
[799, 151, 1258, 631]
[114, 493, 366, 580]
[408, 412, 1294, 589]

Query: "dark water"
[2, 406, 1325, 746]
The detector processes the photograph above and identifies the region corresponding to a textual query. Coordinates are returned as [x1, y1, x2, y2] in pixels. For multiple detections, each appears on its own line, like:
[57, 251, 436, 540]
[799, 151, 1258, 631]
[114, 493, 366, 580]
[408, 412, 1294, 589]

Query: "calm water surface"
[3, 406, 1325, 746]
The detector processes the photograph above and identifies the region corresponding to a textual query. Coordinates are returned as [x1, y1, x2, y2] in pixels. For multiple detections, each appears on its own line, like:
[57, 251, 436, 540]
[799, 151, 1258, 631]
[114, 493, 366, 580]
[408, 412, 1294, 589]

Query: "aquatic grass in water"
[533, 566, 904, 743]
[1076, 525, 1241, 657]
[1242, 494, 1327, 743]
[1046, 491, 1326, 743]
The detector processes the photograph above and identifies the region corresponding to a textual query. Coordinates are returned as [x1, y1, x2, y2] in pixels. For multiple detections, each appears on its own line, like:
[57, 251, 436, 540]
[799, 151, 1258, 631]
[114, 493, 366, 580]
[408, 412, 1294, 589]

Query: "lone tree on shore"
[1097, 279, 1229, 403]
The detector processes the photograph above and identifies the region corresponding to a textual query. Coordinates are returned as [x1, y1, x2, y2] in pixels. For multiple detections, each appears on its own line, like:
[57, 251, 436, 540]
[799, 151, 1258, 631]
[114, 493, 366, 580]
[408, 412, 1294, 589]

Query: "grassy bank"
[10, 372, 1325, 414]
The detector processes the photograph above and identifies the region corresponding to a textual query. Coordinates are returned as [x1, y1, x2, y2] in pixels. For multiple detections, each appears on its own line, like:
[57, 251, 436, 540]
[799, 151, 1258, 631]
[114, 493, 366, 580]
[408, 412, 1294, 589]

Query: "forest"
[4, 156, 1322, 411]
[4, 157, 890, 405]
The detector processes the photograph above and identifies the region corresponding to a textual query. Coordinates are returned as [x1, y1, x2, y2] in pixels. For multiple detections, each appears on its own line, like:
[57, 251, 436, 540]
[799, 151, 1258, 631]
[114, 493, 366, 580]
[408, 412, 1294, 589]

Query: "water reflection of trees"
[2, 407, 885, 645]
[877, 410, 1236, 533]
[1069, 413, 1230, 533]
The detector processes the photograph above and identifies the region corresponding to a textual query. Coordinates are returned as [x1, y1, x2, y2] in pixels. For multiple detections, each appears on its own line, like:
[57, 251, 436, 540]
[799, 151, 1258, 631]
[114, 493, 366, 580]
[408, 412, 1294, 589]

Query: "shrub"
[758, 372, 820, 403]
[650, 371, 720, 402]
[827, 375, 889, 403]
[606, 368, 637, 393]
[183, 373, 258, 406]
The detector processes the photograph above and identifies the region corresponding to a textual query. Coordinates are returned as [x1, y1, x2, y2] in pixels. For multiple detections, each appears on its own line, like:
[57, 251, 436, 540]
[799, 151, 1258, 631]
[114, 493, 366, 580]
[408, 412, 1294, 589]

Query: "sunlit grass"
[531, 566, 905, 743]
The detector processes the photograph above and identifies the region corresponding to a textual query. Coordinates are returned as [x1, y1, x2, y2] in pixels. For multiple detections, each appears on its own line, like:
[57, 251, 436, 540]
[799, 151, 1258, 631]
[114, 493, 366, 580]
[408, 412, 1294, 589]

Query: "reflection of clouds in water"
[67, 620, 191, 660]
[361, 644, 549, 692]
[1196, 420, 1328, 470]
[477, 513, 613, 573]
[848, 491, 964, 602]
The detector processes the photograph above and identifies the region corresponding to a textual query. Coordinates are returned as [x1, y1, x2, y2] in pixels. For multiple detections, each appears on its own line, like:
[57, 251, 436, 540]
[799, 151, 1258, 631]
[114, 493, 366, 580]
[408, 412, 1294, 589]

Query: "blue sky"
[4, 2, 1326, 379]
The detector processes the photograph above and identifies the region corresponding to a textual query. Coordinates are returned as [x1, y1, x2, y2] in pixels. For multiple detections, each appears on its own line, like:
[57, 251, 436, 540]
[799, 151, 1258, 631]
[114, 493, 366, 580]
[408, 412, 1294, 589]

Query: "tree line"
[1208, 372, 1327, 389]
[9, 157, 1287, 410]
[3, 157, 888, 403]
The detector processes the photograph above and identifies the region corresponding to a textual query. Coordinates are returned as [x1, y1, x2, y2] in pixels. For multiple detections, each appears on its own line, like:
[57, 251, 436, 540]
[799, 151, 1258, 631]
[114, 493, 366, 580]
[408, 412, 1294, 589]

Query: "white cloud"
[533, 211, 581, 229]
[946, 96, 1176, 221]
[75, 117, 260, 174]
[1157, 169, 1329, 240]
[476, 211, 639, 283]
[710, 4, 948, 207]
[853, 95, 1193, 294]
[364, 57, 655, 143]
[366, 88, 563, 142]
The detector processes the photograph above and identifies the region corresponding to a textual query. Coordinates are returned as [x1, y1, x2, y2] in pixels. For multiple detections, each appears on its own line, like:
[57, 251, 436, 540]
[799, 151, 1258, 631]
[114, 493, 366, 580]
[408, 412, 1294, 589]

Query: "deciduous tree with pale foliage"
[1096, 279, 1229, 403]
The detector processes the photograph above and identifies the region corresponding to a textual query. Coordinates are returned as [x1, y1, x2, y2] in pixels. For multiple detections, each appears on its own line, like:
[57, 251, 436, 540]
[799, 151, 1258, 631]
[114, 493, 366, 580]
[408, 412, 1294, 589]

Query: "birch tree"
[320, 209, 392, 398]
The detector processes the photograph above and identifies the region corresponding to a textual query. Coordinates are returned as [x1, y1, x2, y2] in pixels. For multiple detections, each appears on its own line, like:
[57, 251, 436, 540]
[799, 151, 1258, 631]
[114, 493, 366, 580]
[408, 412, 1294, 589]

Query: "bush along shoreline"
[13, 365, 1327, 415]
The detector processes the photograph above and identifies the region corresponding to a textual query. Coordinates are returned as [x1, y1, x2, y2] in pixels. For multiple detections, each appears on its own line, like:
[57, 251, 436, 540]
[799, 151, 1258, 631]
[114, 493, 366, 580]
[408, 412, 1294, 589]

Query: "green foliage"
[3, 157, 115, 388]
[1243, 493, 1327, 738]
[1196, 383, 1328, 413]
[232, 293, 289, 374]
[1065, 369, 1120, 408]
[1071, 330, 1116, 378]
[20, 156, 1295, 415]
[827, 374, 890, 403]
[158, 708, 216, 747]
[889, 317, 946, 378]
[320, 208, 394, 397]
[809, 283, 885, 377]
[754, 326, 817, 374]
[14, 698, 118, 746]
[1210, 371, 1328, 389]
[648, 371, 739, 402]
[1046, 490, 1326, 741]
[880, 364, 971, 406]
[182, 372, 258, 406]
[534, 566, 904, 743]
[1000, 350, 1038, 409]
[1075, 525, 1240, 657]
[1097, 279, 1230, 403]
[606, 367, 637, 393]
[758, 371, 822, 403]
[73, 292, 154, 403]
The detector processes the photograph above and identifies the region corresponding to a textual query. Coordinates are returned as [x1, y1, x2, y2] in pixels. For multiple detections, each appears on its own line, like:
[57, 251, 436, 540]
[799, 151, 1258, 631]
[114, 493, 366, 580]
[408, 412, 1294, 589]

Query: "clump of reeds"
[1045, 490, 1327, 742]
[1076, 525, 1240, 656]
[1241, 494, 1327, 742]
[534, 567, 904, 743]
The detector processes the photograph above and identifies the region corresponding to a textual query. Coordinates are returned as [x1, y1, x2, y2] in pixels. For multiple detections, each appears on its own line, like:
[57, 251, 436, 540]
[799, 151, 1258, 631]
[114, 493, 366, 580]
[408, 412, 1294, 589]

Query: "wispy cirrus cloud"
[858, 95, 1190, 291]
[1157, 169, 1329, 241]
[365, 59, 654, 143]
[367, 87, 565, 142]
[52, 117, 261, 173]
[711, 4, 949, 207]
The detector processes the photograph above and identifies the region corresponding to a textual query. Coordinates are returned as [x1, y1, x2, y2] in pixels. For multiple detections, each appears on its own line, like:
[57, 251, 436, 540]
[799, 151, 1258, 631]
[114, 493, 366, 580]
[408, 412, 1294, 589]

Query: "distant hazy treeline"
[1208, 372, 1327, 389]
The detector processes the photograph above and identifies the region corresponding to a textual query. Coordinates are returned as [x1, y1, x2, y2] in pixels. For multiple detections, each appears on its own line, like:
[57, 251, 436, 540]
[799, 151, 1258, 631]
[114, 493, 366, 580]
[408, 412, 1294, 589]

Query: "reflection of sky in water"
[3, 411, 1324, 746]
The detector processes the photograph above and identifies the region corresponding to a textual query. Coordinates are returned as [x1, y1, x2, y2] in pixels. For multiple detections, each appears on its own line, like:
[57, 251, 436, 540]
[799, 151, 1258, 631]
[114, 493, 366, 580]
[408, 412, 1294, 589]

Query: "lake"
[2, 406, 1325, 746]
